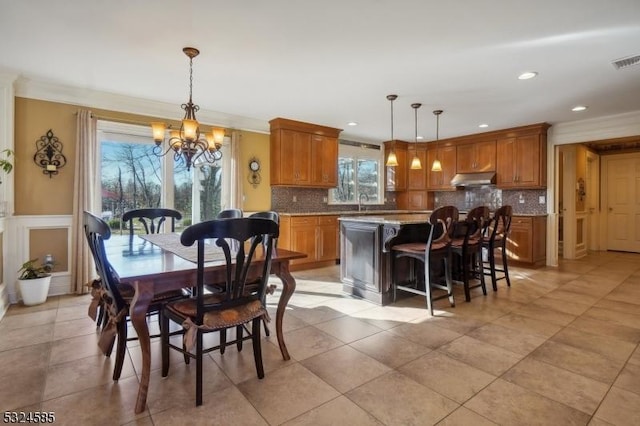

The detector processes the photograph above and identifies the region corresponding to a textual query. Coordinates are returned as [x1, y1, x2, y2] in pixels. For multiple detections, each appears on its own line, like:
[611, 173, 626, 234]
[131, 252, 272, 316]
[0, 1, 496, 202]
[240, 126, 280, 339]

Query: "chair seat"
[392, 242, 427, 254]
[165, 295, 267, 331]
[451, 236, 482, 248]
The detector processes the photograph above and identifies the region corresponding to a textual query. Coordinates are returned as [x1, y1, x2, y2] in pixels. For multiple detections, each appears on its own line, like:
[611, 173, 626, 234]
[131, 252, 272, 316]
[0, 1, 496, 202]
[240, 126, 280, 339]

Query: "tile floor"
[1, 251, 639, 425]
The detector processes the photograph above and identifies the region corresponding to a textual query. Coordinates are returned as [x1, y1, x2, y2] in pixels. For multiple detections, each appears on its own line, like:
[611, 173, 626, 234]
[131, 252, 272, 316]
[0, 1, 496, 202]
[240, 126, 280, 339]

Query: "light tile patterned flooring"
[1, 251, 640, 425]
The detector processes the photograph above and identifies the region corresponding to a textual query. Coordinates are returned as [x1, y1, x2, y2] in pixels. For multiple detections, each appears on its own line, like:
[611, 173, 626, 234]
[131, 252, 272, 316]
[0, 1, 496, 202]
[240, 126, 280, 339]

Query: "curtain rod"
[82, 113, 230, 130]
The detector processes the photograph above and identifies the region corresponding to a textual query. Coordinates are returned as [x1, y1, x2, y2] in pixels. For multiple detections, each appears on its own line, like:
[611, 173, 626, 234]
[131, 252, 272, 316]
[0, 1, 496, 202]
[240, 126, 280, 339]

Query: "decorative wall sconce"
[248, 157, 261, 188]
[34, 129, 67, 178]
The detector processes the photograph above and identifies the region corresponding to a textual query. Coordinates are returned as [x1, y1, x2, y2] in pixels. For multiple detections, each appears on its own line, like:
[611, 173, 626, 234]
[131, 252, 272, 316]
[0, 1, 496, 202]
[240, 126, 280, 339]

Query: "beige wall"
[239, 131, 271, 212]
[14, 97, 271, 274]
[29, 228, 68, 273]
[15, 97, 270, 214]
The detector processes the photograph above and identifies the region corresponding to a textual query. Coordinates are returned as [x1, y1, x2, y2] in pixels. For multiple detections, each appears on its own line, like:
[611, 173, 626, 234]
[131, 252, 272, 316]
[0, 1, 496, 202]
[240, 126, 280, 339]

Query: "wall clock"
[248, 157, 261, 188]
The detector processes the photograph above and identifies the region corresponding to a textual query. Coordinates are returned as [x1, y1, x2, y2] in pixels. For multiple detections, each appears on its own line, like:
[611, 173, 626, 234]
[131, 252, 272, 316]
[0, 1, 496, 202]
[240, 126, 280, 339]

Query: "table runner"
[139, 233, 227, 263]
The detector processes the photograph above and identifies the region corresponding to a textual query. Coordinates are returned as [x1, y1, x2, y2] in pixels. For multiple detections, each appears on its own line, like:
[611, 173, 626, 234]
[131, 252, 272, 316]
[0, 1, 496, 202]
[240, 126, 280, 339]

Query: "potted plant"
[17, 258, 53, 306]
[0, 148, 13, 184]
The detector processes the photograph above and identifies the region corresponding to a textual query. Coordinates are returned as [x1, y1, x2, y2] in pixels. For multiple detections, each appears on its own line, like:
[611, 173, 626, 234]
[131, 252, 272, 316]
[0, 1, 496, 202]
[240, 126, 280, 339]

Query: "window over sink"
[329, 142, 383, 205]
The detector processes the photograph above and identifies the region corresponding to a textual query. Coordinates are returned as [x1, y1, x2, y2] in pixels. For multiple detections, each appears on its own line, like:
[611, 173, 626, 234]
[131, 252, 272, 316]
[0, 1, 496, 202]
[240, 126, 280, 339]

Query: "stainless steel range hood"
[450, 172, 496, 187]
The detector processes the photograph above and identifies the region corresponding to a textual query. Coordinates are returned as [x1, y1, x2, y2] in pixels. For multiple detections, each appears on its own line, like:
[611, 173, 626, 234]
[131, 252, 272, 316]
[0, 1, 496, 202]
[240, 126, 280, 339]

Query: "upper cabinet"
[427, 144, 457, 190]
[384, 141, 408, 192]
[270, 118, 342, 188]
[456, 140, 496, 173]
[407, 146, 427, 190]
[496, 124, 550, 189]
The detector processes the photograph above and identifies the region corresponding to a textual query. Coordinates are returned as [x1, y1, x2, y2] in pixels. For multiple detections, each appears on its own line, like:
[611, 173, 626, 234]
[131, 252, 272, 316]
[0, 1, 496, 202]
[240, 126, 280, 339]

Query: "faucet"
[358, 193, 369, 212]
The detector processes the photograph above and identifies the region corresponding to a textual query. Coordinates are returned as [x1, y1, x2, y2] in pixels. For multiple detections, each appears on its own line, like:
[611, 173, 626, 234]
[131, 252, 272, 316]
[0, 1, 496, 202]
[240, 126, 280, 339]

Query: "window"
[97, 121, 230, 232]
[329, 142, 383, 205]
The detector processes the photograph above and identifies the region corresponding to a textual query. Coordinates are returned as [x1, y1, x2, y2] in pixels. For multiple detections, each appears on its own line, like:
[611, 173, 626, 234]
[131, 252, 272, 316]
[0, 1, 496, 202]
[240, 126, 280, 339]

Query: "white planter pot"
[17, 276, 52, 306]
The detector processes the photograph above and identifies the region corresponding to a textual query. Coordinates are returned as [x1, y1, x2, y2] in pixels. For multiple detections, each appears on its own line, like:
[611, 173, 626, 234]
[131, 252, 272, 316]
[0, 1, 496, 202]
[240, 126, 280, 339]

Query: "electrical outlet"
[292, 196, 297, 202]
[539, 195, 546, 204]
[323, 196, 328, 203]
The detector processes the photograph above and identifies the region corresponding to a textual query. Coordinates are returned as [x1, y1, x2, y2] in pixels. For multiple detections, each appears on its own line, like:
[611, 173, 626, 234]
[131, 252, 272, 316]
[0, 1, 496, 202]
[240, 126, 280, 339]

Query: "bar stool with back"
[482, 205, 513, 290]
[450, 206, 490, 302]
[391, 206, 458, 315]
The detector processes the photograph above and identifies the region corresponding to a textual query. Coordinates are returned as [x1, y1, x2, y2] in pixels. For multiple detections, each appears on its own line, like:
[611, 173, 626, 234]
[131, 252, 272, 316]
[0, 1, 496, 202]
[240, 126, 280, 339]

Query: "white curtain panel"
[229, 130, 243, 210]
[70, 110, 98, 294]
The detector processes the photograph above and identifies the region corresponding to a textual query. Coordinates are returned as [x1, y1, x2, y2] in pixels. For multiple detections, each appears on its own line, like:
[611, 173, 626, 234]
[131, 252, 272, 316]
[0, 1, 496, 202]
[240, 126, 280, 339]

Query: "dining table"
[104, 233, 306, 414]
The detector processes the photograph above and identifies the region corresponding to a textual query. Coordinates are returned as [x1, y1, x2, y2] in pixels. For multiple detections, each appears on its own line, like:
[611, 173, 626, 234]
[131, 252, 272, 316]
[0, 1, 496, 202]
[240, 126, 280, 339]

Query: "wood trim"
[269, 117, 342, 137]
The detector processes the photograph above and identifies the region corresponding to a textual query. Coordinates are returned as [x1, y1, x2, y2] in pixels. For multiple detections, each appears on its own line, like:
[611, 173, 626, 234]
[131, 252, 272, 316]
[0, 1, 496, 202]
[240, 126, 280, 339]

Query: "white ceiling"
[1, 0, 640, 143]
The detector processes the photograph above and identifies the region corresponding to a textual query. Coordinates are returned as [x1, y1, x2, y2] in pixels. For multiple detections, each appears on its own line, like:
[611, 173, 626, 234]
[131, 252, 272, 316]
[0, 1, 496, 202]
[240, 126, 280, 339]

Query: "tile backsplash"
[434, 188, 546, 214]
[271, 186, 547, 215]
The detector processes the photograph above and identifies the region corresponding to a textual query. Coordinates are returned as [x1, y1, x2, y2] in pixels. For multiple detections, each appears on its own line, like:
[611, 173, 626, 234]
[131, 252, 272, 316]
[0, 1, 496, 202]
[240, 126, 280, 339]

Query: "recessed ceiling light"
[479, 124, 489, 128]
[518, 71, 538, 80]
[417, 136, 424, 140]
[347, 121, 358, 126]
[571, 105, 588, 112]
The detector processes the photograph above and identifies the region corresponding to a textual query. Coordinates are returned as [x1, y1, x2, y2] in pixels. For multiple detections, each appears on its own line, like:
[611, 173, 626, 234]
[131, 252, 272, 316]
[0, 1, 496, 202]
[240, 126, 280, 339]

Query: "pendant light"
[385, 94, 399, 167]
[431, 109, 444, 172]
[410, 103, 422, 170]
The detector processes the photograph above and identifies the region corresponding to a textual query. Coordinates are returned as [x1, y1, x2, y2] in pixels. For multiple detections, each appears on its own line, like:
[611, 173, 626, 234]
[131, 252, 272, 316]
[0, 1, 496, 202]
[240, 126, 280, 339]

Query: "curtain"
[70, 110, 98, 294]
[229, 130, 243, 210]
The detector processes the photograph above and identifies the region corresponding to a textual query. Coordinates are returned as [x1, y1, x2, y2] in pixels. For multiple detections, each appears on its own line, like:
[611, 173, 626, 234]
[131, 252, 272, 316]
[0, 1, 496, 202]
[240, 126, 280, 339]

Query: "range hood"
[450, 172, 496, 187]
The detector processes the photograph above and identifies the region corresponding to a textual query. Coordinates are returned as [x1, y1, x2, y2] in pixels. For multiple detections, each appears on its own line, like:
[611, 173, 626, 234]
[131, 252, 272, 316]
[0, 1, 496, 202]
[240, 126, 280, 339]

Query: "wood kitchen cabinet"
[270, 118, 342, 188]
[507, 215, 546, 266]
[279, 215, 339, 270]
[311, 134, 338, 187]
[496, 124, 549, 189]
[407, 147, 427, 190]
[426, 144, 457, 190]
[456, 140, 496, 173]
[384, 141, 408, 191]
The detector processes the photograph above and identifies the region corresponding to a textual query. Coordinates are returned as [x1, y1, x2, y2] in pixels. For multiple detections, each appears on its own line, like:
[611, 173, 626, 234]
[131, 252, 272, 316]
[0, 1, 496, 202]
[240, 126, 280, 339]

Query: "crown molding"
[13, 76, 270, 135]
[549, 110, 640, 145]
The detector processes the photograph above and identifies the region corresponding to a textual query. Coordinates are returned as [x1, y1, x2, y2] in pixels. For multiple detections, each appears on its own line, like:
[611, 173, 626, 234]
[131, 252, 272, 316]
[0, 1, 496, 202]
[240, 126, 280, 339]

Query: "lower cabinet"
[507, 215, 546, 266]
[279, 215, 339, 269]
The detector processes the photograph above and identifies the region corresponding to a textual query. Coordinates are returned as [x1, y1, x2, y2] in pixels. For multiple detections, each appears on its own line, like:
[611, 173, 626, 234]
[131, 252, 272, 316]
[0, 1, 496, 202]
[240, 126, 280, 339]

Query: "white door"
[605, 155, 640, 252]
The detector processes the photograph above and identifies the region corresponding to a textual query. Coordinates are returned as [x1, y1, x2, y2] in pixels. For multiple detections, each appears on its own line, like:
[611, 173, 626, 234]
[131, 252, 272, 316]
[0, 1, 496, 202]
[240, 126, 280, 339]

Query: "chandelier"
[150, 47, 223, 171]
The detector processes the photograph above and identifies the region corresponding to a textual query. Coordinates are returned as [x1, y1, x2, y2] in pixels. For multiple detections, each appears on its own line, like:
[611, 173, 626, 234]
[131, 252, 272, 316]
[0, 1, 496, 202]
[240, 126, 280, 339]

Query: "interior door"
[586, 151, 600, 250]
[605, 155, 640, 252]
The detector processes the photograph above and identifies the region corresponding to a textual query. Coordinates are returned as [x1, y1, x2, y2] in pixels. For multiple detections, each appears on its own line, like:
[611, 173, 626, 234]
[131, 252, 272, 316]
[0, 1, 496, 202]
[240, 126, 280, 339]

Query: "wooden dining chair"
[391, 206, 458, 315]
[216, 208, 243, 219]
[91, 208, 182, 330]
[450, 206, 490, 302]
[122, 208, 182, 236]
[482, 205, 513, 290]
[160, 217, 279, 406]
[82, 211, 187, 381]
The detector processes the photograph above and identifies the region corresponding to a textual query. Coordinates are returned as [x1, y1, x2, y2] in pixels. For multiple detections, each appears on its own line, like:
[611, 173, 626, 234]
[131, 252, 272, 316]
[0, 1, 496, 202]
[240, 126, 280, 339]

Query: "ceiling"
[1, 1, 640, 144]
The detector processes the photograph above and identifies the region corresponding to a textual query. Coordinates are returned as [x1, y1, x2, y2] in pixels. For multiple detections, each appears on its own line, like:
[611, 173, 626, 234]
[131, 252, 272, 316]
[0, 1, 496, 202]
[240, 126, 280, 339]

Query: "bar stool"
[450, 206, 490, 302]
[482, 205, 513, 290]
[391, 206, 458, 315]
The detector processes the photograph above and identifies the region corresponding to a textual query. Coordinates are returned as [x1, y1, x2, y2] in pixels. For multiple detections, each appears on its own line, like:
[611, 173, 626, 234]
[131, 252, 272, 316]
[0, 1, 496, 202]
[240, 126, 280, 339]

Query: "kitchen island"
[339, 214, 432, 305]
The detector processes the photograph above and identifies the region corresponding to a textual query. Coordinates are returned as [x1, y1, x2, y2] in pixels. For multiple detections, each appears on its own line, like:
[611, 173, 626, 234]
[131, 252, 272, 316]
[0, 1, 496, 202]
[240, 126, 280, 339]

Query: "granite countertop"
[338, 213, 431, 225]
[279, 210, 547, 217]
[278, 210, 428, 217]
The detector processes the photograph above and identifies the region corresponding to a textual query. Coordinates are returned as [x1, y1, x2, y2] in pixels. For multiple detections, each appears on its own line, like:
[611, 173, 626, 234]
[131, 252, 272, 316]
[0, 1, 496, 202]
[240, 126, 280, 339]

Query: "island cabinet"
[507, 215, 547, 266]
[269, 118, 341, 188]
[384, 141, 408, 191]
[496, 123, 550, 189]
[278, 215, 339, 270]
[340, 214, 430, 305]
[426, 144, 457, 190]
[456, 140, 496, 173]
